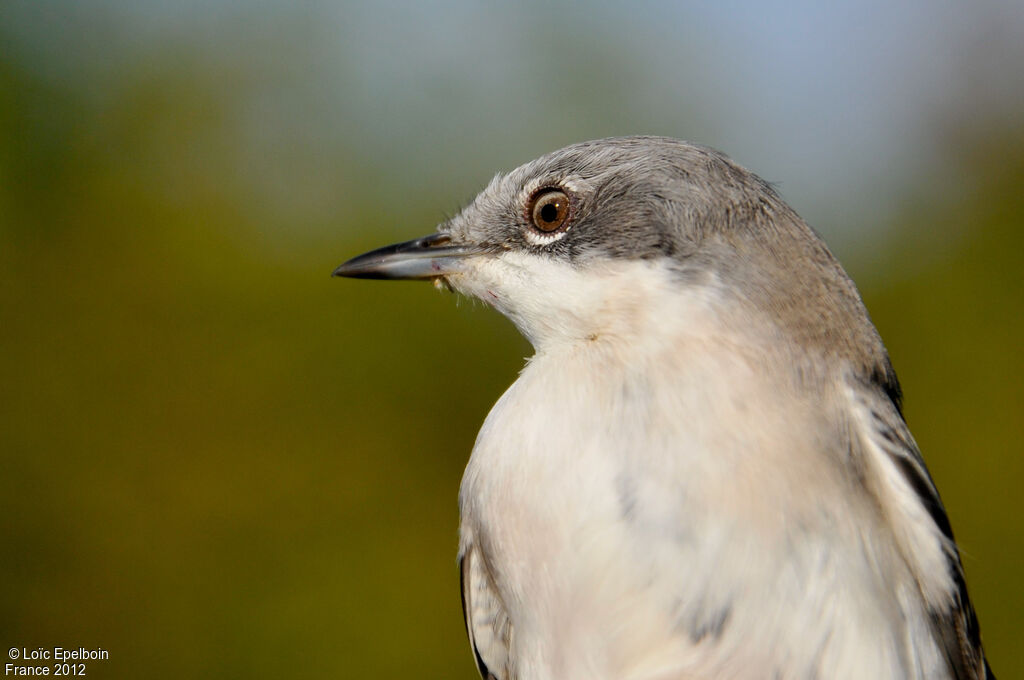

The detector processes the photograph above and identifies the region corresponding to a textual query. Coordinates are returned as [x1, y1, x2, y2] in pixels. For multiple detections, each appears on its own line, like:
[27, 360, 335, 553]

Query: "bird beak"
[331, 233, 482, 280]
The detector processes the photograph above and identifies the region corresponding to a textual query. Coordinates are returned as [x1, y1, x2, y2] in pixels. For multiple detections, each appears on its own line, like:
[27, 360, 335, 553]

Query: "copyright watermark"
[6, 647, 109, 676]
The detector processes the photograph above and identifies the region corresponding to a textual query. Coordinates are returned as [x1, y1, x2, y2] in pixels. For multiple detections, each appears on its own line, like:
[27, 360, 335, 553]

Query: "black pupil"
[540, 202, 559, 223]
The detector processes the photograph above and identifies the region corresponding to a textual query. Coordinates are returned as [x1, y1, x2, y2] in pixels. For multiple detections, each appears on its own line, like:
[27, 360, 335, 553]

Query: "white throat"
[449, 252, 731, 354]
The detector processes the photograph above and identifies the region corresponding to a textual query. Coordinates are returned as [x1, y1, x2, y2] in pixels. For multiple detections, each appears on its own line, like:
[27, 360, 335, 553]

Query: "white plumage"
[334, 137, 992, 680]
[458, 257, 944, 679]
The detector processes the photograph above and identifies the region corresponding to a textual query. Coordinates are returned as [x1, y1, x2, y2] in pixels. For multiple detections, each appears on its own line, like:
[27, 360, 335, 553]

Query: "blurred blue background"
[1, 1, 1021, 677]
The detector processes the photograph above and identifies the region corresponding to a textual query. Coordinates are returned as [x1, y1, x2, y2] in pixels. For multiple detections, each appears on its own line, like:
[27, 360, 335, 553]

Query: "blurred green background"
[1, 1, 1021, 677]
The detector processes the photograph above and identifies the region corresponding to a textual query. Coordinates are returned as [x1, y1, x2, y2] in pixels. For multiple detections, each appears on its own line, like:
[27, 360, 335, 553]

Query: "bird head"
[334, 136, 891, 382]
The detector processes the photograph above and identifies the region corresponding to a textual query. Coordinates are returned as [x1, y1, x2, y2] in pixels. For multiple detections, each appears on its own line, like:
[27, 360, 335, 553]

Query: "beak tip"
[331, 262, 379, 279]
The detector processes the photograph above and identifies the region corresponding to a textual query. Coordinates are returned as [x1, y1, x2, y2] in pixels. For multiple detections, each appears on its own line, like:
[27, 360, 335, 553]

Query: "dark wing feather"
[459, 545, 512, 680]
[851, 373, 993, 679]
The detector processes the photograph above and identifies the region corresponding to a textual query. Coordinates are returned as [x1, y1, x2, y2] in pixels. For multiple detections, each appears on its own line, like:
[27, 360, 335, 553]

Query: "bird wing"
[847, 373, 993, 680]
[460, 544, 513, 680]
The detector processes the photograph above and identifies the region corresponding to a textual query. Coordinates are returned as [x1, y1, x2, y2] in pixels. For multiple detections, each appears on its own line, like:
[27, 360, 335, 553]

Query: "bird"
[333, 136, 994, 680]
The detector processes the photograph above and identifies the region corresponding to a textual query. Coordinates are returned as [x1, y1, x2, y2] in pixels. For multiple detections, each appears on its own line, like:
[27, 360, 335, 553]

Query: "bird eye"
[529, 189, 571, 233]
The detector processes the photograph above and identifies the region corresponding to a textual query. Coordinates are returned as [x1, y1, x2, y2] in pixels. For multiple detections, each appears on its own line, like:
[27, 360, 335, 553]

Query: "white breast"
[455, 258, 946, 680]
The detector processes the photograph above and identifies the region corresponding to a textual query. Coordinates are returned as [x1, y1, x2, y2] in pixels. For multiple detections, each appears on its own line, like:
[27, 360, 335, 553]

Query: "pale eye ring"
[528, 189, 571, 233]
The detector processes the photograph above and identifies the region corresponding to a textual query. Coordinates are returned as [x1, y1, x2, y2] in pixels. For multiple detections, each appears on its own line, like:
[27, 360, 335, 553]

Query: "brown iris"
[529, 189, 571, 233]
